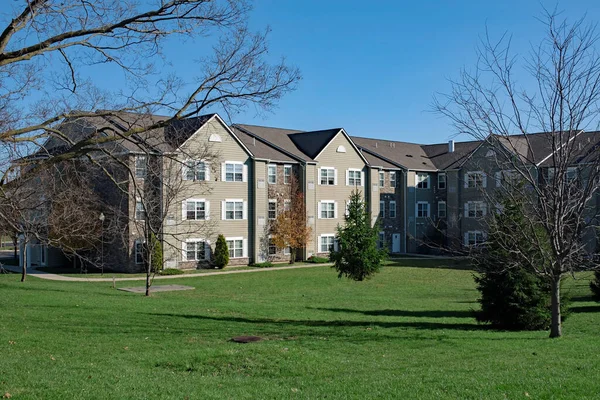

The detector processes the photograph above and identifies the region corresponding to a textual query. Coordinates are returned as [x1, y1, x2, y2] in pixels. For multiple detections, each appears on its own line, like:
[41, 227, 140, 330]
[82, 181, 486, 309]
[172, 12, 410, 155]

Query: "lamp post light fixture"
[99, 212, 105, 276]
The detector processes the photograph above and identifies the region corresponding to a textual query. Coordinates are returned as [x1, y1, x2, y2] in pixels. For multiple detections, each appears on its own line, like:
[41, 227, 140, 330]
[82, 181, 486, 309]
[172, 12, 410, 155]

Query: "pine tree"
[331, 190, 386, 281]
[214, 234, 229, 269]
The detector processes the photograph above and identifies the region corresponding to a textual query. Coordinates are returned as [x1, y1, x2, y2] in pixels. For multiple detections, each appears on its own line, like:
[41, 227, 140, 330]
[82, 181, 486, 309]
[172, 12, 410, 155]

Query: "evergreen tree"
[214, 234, 229, 269]
[331, 190, 386, 281]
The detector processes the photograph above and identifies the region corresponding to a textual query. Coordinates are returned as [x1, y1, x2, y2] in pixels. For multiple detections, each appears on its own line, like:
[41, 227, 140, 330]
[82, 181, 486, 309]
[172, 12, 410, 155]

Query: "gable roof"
[351, 136, 437, 171]
[231, 126, 298, 163]
[421, 140, 481, 170]
[232, 124, 314, 162]
[288, 129, 341, 159]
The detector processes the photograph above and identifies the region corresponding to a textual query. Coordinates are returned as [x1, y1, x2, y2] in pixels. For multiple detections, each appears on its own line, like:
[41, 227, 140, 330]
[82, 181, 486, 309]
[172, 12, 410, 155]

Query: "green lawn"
[1, 263, 598, 399]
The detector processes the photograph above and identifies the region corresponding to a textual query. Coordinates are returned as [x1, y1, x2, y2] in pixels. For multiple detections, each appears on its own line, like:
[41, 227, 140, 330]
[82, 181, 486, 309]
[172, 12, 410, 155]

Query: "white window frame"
[183, 159, 208, 182]
[465, 171, 486, 188]
[390, 171, 397, 188]
[379, 200, 385, 218]
[222, 199, 247, 220]
[389, 201, 396, 218]
[346, 168, 363, 187]
[438, 201, 446, 218]
[135, 155, 147, 179]
[319, 201, 337, 219]
[222, 161, 246, 182]
[438, 173, 446, 189]
[319, 167, 337, 185]
[416, 201, 430, 218]
[134, 239, 145, 264]
[465, 231, 485, 246]
[268, 164, 277, 184]
[183, 198, 208, 221]
[379, 171, 385, 187]
[135, 198, 145, 221]
[416, 173, 430, 189]
[284, 165, 292, 184]
[268, 199, 277, 220]
[226, 237, 246, 259]
[319, 234, 336, 253]
[183, 239, 209, 261]
[268, 237, 277, 255]
[465, 201, 486, 218]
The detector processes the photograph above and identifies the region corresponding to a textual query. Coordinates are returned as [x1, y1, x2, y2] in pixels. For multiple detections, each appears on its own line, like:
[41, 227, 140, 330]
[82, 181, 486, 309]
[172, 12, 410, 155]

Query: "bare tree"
[434, 10, 600, 338]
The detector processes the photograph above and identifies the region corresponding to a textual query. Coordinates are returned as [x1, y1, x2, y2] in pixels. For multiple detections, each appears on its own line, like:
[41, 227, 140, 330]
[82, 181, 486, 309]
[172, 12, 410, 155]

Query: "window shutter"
[464, 202, 469, 217]
[361, 171, 365, 186]
[221, 201, 226, 220]
[317, 168, 322, 185]
[204, 242, 211, 261]
[345, 170, 349, 186]
[243, 201, 248, 220]
[182, 242, 187, 261]
[205, 201, 210, 220]
[333, 168, 338, 185]
[182, 200, 187, 220]
[464, 232, 469, 246]
[482, 173, 487, 188]
[318, 202, 322, 219]
[334, 202, 338, 219]
[242, 239, 248, 258]
[242, 164, 248, 182]
[495, 171, 501, 187]
[205, 162, 210, 181]
[464, 173, 468, 188]
[221, 163, 226, 181]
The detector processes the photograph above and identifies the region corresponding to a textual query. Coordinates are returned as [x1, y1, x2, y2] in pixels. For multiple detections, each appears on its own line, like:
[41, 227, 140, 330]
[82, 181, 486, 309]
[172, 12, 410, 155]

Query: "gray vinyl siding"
[378, 168, 405, 253]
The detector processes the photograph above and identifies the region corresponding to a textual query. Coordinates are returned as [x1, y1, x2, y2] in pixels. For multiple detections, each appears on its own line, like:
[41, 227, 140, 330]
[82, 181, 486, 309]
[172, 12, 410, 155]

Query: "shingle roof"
[233, 124, 313, 161]
[288, 129, 341, 159]
[231, 126, 298, 162]
[351, 136, 437, 171]
[421, 140, 481, 170]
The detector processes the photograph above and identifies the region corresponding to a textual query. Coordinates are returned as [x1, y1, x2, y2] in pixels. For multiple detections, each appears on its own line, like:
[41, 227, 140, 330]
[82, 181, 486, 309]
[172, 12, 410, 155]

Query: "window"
[186, 200, 206, 220]
[390, 201, 396, 218]
[224, 162, 243, 182]
[224, 200, 244, 220]
[184, 240, 206, 261]
[390, 171, 397, 188]
[466, 171, 485, 188]
[466, 231, 485, 246]
[379, 201, 385, 218]
[320, 167, 336, 185]
[496, 170, 519, 187]
[134, 240, 145, 264]
[416, 202, 430, 218]
[284, 199, 291, 211]
[347, 169, 362, 186]
[268, 238, 277, 255]
[378, 231, 385, 249]
[320, 201, 336, 219]
[438, 201, 446, 218]
[226, 238, 244, 258]
[284, 165, 292, 184]
[438, 173, 446, 189]
[135, 199, 145, 221]
[135, 155, 147, 178]
[268, 199, 277, 220]
[268, 164, 277, 184]
[379, 171, 385, 187]
[184, 160, 206, 181]
[416, 173, 429, 189]
[320, 235, 335, 253]
[566, 167, 578, 182]
[466, 201, 486, 218]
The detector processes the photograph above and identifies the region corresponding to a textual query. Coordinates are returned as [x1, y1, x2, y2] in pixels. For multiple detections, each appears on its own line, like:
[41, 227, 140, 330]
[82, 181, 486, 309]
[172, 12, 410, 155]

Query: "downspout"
[403, 171, 407, 254]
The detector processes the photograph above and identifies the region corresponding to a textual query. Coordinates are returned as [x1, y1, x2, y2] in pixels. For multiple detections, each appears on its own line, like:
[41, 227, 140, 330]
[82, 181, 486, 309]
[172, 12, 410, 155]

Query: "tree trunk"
[145, 251, 151, 297]
[21, 243, 26, 282]
[289, 248, 296, 265]
[549, 277, 562, 338]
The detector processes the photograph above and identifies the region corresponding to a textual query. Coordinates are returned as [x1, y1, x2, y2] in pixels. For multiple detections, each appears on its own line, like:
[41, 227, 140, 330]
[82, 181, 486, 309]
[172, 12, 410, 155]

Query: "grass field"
[1, 261, 599, 399]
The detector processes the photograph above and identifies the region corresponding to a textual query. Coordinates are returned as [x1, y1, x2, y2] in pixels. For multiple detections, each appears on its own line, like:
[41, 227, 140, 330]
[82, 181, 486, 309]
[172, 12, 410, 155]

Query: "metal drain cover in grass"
[231, 335, 263, 343]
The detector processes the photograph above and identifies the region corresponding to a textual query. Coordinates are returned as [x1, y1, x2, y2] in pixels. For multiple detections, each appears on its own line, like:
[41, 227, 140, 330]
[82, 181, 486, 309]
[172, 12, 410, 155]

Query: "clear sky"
[212, 0, 600, 144]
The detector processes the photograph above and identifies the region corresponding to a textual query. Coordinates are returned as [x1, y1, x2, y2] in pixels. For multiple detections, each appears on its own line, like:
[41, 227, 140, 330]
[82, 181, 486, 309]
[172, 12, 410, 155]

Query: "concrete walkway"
[0, 262, 330, 282]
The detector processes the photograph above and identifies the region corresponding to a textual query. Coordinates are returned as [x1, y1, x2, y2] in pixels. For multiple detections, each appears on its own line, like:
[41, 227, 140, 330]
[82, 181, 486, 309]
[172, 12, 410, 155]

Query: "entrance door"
[392, 233, 401, 253]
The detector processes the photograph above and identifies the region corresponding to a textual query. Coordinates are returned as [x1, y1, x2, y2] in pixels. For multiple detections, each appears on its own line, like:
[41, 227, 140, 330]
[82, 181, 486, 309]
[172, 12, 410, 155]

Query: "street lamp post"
[99, 212, 105, 276]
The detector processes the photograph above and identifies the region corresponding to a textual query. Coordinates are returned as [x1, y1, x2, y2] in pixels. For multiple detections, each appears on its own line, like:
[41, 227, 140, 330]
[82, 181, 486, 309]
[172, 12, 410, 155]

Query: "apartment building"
[16, 111, 600, 272]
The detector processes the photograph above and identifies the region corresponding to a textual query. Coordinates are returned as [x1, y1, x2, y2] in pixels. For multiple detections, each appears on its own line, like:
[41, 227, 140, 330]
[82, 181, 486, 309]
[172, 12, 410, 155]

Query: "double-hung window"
[268, 238, 277, 255]
[390, 171, 397, 188]
[134, 239, 145, 264]
[389, 201, 396, 218]
[135, 155, 147, 179]
[466, 171, 485, 188]
[268, 164, 277, 184]
[438, 173, 446, 189]
[226, 238, 244, 258]
[466, 201, 486, 218]
[184, 160, 206, 181]
[186, 200, 206, 220]
[379, 171, 385, 187]
[347, 169, 362, 186]
[416, 173, 429, 189]
[438, 201, 446, 218]
[184, 240, 206, 261]
[416, 202, 430, 218]
[268, 199, 277, 220]
[320, 168, 336, 185]
[320, 201, 336, 219]
[379, 201, 385, 218]
[284, 165, 292, 184]
[135, 199, 145, 221]
[225, 162, 244, 182]
[320, 235, 335, 253]
[224, 200, 244, 220]
[466, 231, 485, 246]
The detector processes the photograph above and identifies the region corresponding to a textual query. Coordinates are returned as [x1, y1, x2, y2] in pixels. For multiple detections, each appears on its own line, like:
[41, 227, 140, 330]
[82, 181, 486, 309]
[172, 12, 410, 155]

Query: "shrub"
[307, 256, 329, 264]
[158, 268, 184, 276]
[591, 270, 600, 301]
[253, 261, 273, 268]
[149, 233, 163, 273]
[214, 234, 229, 269]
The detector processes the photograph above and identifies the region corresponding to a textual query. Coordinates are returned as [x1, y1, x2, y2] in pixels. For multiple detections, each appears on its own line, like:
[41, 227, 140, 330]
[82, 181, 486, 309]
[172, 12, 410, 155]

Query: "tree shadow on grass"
[570, 305, 600, 313]
[147, 312, 489, 332]
[310, 307, 475, 319]
[569, 295, 595, 302]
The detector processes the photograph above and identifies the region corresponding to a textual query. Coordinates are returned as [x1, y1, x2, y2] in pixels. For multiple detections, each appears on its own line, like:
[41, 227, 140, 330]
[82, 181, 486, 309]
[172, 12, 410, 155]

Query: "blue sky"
[215, 0, 600, 144]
